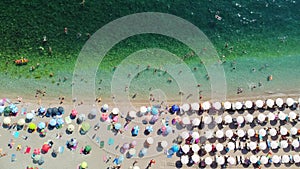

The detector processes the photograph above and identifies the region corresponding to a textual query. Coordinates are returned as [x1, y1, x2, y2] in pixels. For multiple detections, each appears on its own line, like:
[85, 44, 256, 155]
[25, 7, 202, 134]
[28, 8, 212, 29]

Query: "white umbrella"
[245, 100, 253, 109]
[227, 156, 236, 165]
[181, 103, 190, 112]
[216, 143, 224, 152]
[161, 141, 168, 148]
[250, 155, 258, 163]
[191, 144, 200, 152]
[276, 98, 284, 107]
[257, 114, 266, 123]
[259, 129, 267, 137]
[271, 141, 279, 149]
[286, 98, 295, 107]
[289, 111, 297, 120]
[181, 145, 190, 154]
[266, 99, 274, 108]
[280, 127, 288, 135]
[112, 108, 119, 115]
[280, 140, 289, 149]
[26, 113, 34, 120]
[192, 118, 200, 126]
[181, 155, 189, 165]
[237, 116, 244, 124]
[282, 155, 290, 163]
[247, 129, 255, 137]
[181, 131, 189, 139]
[67, 124, 75, 132]
[191, 103, 199, 111]
[278, 111, 287, 120]
[205, 157, 213, 165]
[212, 102, 222, 110]
[225, 130, 233, 138]
[192, 154, 200, 163]
[228, 142, 235, 150]
[223, 101, 231, 110]
[235, 102, 243, 110]
[129, 111, 137, 118]
[205, 130, 214, 139]
[290, 127, 298, 135]
[237, 129, 245, 137]
[249, 142, 257, 150]
[146, 137, 154, 145]
[255, 100, 264, 108]
[267, 113, 275, 121]
[192, 132, 200, 139]
[140, 106, 147, 114]
[294, 154, 300, 163]
[292, 139, 299, 148]
[216, 130, 224, 138]
[245, 114, 254, 123]
[260, 156, 268, 164]
[204, 144, 212, 152]
[259, 142, 267, 150]
[102, 104, 109, 111]
[224, 115, 232, 123]
[215, 116, 223, 124]
[3, 117, 11, 125]
[217, 156, 225, 165]
[269, 128, 277, 136]
[17, 118, 25, 126]
[203, 116, 212, 124]
[182, 116, 191, 125]
[202, 101, 211, 110]
[272, 155, 281, 163]
[128, 148, 136, 156]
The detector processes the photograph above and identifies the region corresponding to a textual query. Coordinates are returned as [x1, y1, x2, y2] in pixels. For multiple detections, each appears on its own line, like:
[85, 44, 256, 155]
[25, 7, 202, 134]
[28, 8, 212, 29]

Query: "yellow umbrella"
[81, 161, 88, 168]
[67, 124, 75, 132]
[81, 122, 90, 132]
[17, 118, 25, 126]
[28, 123, 36, 130]
[3, 117, 11, 125]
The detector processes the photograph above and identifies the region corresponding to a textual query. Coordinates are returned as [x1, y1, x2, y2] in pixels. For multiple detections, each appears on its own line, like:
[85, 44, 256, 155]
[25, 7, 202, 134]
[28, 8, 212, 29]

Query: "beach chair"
[100, 141, 105, 148]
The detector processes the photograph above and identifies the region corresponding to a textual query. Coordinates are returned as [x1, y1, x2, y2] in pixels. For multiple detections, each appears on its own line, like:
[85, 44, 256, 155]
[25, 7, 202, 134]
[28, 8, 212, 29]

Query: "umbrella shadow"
[283, 147, 291, 152]
[208, 137, 217, 143]
[186, 124, 194, 131]
[248, 109, 255, 114]
[296, 163, 300, 167]
[272, 149, 279, 153]
[237, 110, 245, 114]
[271, 135, 278, 140]
[229, 123, 238, 129]
[268, 108, 276, 112]
[175, 124, 185, 131]
[199, 136, 207, 144]
[274, 163, 281, 167]
[218, 138, 226, 143]
[262, 148, 270, 153]
[207, 123, 217, 129]
[270, 120, 278, 126]
[241, 149, 249, 154]
[227, 110, 235, 115]
[264, 163, 271, 168]
[258, 109, 265, 113]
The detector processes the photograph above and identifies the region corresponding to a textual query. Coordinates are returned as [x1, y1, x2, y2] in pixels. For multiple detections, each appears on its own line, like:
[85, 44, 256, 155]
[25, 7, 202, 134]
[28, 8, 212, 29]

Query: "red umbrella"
[42, 144, 50, 153]
[71, 109, 78, 117]
[33, 148, 41, 155]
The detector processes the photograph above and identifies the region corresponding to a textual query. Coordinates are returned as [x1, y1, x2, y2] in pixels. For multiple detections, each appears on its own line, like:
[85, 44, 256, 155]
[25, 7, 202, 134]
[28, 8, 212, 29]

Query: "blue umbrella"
[56, 118, 64, 125]
[49, 119, 57, 126]
[151, 107, 159, 115]
[171, 105, 180, 113]
[134, 126, 139, 131]
[0, 106, 4, 113]
[171, 144, 179, 152]
[39, 107, 46, 113]
[114, 123, 121, 130]
[12, 107, 18, 114]
[38, 122, 46, 129]
[9, 104, 16, 109]
[146, 126, 153, 132]
[118, 155, 124, 163]
[166, 126, 172, 133]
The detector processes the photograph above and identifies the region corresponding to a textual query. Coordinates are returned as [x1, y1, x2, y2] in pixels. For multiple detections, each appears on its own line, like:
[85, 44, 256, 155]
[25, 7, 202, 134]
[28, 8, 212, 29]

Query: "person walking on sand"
[146, 159, 156, 168]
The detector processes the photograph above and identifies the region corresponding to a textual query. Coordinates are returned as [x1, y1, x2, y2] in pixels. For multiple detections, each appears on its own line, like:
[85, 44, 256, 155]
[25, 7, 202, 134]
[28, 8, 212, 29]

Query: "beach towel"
[96, 137, 100, 143]
[58, 146, 64, 154]
[13, 131, 20, 138]
[108, 138, 114, 145]
[24, 147, 31, 154]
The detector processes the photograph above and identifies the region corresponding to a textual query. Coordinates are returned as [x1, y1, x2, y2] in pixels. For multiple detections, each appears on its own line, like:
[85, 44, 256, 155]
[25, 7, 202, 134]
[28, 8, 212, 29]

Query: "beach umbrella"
[80, 161, 88, 169]
[272, 155, 281, 164]
[282, 155, 289, 163]
[181, 155, 189, 165]
[286, 98, 295, 107]
[181, 131, 189, 140]
[42, 144, 50, 153]
[49, 119, 56, 126]
[101, 104, 109, 112]
[81, 122, 91, 132]
[58, 106, 64, 114]
[269, 128, 277, 136]
[249, 142, 257, 150]
[192, 154, 200, 163]
[214, 116, 222, 124]
[245, 101, 253, 109]
[151, 107, 159, 115]
[216, 143, 224, 152]
[223, 101, 231, 110]
[192, 118, 200, 126]
[227, 156, 236, 165]
[266, 99, 275, 108]
[128, 148, 136, 156]
[250, 155, 258, 163]
[203, 116, 212, 124]
[56, 118, 64, 126]
[101, 113, 108, 121]
[245, 114, 254, 123]
[257, 114, 266, 123]
[280, 127, 288, 135]
[260, 156, 268, 164]
[38, 122, 46, 129]
[161, 141, 168, 148]
[205, 130, 214, 139]
[204, 144, 212, 152]
[201, 101, 211, 110]
[129, 111, 137, 118]
[67, 124, 75, 132]
[255, 100, 264, 108]
[224, 115, 232, 124]
[112, 108, 119, 115]
[171, 105, 180, 113]
[3, 117, 11, 125]
[225, 130, 233, 138]
[247, 129, 255, 137]
[191, 103, 199, 111]
[52, 107, 58, 117]
[205, 157, 213, 165]
[276, 98, 284, 107]
[234, 102, 243, 110]
[146, 126, 153, 133]
[26, 113, 34, 120]
[181, 103, 190, 112]
[182, 116, 190, 125]
[294, 155, 300, 163]
[237, 116, 244, 124]
[289, 111, 297, 120]
[228, 142, 235, 151]
[259, 142, 267, 150]
[146, 137, 154, 145]
[171, 144, 179, 152]
[267, 113, 275, 121]
[28, 123, 36, 130]
[3, 106, 11, 116]
[140, 106, 147, 114]
[114, 123, 121, 130]
[71, 109, 78, 117]
[292, 139, 299, 148]
[191, 144, 200, 152]
[17, 118, 25, 126]
[181, 144, 190, 154]
[216, 130, 224, 138]
[212, 102, 222, 110]
[280, 140, 289, 148]
[291, 127, 298, 135]
[139, 148, 147, 156]
[278, 111, 287, 120]
[217, 156, 225, 165]
[237, 129, 245, 137]
[271, 141, 279, 149]
[259, 128, 267, 137]
[84, 145, 92, 153]
[192, 131, 200, 139]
